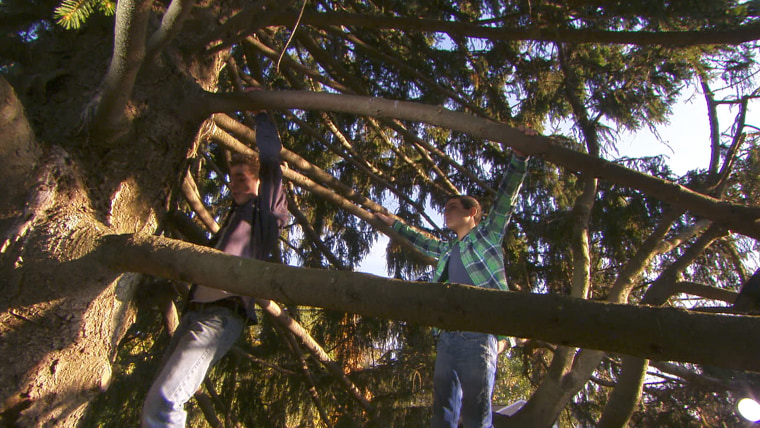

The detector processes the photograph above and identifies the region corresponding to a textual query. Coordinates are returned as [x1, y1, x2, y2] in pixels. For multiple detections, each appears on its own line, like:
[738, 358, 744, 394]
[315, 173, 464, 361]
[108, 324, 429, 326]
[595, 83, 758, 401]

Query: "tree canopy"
[0, 0, 759, 427]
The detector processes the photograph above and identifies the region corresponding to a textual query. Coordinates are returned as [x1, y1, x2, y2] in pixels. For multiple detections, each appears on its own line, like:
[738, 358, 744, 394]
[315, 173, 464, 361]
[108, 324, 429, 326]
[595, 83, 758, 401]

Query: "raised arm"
[480, 153, 529, 241]
[253, 113, 288, 259]
[376, 212, 447, 258]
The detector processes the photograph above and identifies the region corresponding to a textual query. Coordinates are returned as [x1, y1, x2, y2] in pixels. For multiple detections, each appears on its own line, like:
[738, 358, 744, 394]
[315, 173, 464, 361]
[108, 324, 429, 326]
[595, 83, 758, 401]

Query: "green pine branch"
[54, 0, 113, 30]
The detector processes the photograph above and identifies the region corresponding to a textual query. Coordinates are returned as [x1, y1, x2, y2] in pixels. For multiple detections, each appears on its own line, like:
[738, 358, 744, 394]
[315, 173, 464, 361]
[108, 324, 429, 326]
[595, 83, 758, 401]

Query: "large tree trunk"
[0, 11, 225, 424]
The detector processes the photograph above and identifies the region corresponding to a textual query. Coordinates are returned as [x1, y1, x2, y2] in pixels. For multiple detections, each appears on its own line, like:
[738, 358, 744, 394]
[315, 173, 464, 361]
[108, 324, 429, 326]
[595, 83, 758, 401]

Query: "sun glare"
[738, 398, 760, 422]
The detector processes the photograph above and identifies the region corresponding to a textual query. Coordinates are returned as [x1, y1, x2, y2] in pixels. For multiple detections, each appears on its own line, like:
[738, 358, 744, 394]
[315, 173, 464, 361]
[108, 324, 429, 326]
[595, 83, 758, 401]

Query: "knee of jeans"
[142, 392, 183, 428]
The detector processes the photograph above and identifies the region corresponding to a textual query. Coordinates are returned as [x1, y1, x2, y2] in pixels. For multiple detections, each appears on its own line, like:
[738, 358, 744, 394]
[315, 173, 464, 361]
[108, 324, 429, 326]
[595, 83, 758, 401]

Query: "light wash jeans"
[141, 306, 245, 428]
[431, 331, 498, 428]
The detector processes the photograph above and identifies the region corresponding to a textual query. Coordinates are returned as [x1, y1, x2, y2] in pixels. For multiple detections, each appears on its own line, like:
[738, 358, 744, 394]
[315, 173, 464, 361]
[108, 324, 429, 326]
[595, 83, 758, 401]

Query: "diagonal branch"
[281, 113, 441, 230]
[145, 0, 197, 60]
[197, 90, 760, 240]
[255, 298, 372, 411]
[244, 34, 353, 93]
[206, 122, 435, 265]
[287, 193, 348, 270]
[700, 77, 722, 176]
[211, 114, 415, 228]
[181, 172, 220, 234]
[328, 28, 489, 117]
[271, 316, 335, 427]
[712, 97, 749, 195]
[382, 119, 493, 195]
[671, 281, 738, 304]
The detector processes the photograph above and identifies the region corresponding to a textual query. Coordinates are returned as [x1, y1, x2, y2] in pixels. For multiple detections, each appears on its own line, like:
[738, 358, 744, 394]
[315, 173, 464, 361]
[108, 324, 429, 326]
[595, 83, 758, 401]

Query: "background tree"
[0, 0, 758, 426]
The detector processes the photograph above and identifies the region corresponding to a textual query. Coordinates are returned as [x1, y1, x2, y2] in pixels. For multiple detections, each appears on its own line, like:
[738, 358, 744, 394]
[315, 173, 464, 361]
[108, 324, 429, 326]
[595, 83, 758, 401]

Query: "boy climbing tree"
[375, 139, 530, 428]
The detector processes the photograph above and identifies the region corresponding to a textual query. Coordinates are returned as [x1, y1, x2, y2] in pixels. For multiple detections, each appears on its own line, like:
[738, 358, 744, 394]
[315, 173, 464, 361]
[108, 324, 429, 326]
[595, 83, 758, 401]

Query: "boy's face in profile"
[444, 198, 476, 231]
[229, 164, 259, 205]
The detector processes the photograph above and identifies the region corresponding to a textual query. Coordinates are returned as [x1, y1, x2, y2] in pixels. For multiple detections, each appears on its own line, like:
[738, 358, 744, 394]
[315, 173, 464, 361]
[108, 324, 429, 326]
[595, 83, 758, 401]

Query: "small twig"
[276, 0, 309, 73]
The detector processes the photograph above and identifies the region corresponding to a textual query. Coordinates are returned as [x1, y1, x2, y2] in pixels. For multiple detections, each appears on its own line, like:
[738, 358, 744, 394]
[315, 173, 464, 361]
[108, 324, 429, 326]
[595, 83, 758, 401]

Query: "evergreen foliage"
[53, 0, 114, 30]
[1, 0, 758, 426]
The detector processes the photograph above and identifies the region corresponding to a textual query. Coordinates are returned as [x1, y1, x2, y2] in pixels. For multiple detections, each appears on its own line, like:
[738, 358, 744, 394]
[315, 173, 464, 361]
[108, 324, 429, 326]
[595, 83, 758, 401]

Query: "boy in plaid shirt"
[376, 148, 529, 428]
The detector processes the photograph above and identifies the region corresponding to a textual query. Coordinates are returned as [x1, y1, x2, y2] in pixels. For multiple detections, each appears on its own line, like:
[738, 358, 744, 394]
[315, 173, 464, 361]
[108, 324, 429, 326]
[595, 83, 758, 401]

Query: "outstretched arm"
[374, 211, 447, 258]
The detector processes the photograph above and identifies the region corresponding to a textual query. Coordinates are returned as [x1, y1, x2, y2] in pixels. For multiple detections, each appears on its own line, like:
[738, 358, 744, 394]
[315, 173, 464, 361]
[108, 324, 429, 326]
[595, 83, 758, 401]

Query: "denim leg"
[431, 332, 462, 428]
[142, 307, 245, 428]
[431, 332, 498, 428]
[458, 332, 497, 428]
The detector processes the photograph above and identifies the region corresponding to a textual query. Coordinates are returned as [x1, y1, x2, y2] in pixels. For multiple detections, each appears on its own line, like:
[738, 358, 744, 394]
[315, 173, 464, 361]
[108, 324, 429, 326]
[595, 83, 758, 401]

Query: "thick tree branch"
[597, 357, 646, 428]
[90, 0, 152, 139]
[99, 233, 760, 372]
[601, 225, 727, 426]
[215, 11, 760, 49]
[197, 90, 760, 240]
[644, 225, 728, 306]
[560, 44, 599, 299]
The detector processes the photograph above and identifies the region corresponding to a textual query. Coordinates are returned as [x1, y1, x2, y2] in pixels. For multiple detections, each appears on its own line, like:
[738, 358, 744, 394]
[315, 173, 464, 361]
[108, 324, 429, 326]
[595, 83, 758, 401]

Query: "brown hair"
[447, 195, 482, 224]
[230, 153, 260, 177]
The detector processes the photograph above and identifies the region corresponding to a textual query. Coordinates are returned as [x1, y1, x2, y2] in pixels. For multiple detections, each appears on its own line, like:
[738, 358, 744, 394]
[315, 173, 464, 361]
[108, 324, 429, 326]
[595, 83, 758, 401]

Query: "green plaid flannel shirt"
[392, 155, 528, 292]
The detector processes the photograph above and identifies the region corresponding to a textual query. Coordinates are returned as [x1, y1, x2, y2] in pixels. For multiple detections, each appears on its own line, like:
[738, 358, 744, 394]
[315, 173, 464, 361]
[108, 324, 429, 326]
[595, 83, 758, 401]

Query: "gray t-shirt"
[192, 200, 254, 303]
[448, 243, 474, 286]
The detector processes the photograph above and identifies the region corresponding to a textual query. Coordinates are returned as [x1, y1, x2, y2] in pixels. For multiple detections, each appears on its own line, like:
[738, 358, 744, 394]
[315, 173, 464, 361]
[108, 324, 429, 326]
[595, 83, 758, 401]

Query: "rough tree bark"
[0, 7, 227, 426]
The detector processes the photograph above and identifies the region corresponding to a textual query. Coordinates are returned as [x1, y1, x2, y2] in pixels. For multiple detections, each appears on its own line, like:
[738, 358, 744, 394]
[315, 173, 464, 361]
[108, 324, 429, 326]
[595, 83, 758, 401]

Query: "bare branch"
[181, 172, 220, 234]
[700, 77, 722, 176]
[212, 114, 411, 225]
[212, 11, 760, 50]
[206, 123, 436, 265]
[607, 210, 683, 303]
[282, 113, 441, 229]
[244, 35, 353, 93]
[713, 98, 749, 195]
[644, 225, 728, 306]
[287, 193, 348, 270]
[255, 298, 372, 411]
[329, 28, 489, 117]
[145, 0, 197, 60]
[559, 44, 600, 299]
[198, 90, 760, 240]
[382, 119, 494, 195]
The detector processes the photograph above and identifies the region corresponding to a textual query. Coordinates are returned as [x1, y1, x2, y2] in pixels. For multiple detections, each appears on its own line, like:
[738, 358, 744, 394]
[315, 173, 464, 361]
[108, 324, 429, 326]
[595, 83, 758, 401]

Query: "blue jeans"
[142, 306, 245, 428]
[431, 331, 498, 428]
